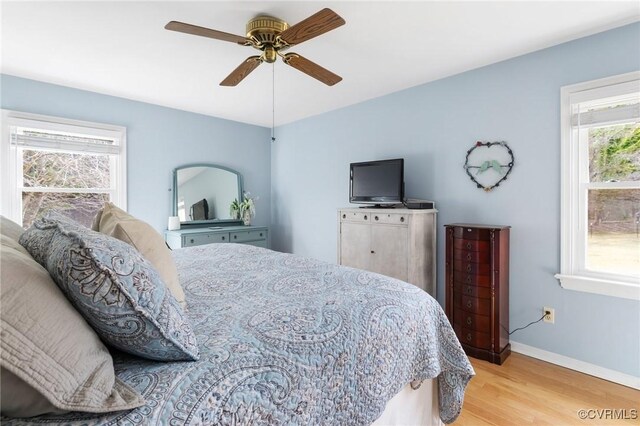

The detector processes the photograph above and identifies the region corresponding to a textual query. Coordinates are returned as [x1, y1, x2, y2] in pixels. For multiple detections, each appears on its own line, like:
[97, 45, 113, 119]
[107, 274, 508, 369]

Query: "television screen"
[350, 159, 404, 204]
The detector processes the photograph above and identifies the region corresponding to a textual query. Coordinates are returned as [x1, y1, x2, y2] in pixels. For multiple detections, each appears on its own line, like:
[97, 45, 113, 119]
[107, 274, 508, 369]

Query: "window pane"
[22, 192, 109, 228]
[22, 149, 111, 189]
[587, 188, 640, 276]
[589, 123, 640, 182]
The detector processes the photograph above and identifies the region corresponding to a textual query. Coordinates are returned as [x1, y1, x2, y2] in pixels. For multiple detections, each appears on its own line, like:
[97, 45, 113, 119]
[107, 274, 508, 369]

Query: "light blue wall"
[271, 23, 640, 377]
[0, 75, 271, 231]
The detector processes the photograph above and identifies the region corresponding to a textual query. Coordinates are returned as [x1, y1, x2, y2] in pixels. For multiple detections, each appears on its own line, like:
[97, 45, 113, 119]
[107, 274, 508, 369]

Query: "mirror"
[173, 164, 243, 226]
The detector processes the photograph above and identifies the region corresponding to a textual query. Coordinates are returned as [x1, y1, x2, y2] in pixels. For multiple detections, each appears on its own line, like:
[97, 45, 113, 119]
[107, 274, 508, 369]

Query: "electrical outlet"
[544, 307, 555, 324]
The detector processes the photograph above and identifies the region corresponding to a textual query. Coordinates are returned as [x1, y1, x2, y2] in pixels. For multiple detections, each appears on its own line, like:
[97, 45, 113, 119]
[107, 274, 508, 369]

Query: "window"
[556, 72, 640, 300]
[1, 110, 126, 228]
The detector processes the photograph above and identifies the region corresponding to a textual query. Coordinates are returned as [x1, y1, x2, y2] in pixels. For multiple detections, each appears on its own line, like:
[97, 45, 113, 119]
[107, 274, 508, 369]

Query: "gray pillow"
[1, 215, 24, 241]
[19, 211, 199, 362]
[0, 242, 144, 416]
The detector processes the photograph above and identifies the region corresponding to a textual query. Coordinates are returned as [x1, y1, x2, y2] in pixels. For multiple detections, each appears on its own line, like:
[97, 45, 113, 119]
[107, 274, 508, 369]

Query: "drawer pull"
[375, 216, 379, 221]
[465, 276, 472, 284]
[466, 253, 472, 261]
[400, 216, 405, 222]
[466, 286, 473, 294]
[466, 300, 472, 309]
[466, 243, 472, 249]
[190, 239, 194, 243]
[371, 250, 375, 254]
[466, 317, 472, 326]
[364, 215, 368, 220]
[259, 233, 263, 237]
[466, 333, 472, 342]
[234, 235, 237, 239]
[222, 236, 225, 241]
[467, 228, 472, 232]
[342, 214, 346, 219]
[466, 264, 472, 272]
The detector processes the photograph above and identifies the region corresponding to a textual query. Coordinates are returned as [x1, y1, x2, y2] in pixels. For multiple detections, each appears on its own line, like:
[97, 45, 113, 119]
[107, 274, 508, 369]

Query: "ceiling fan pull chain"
[272, 62, 276, 143]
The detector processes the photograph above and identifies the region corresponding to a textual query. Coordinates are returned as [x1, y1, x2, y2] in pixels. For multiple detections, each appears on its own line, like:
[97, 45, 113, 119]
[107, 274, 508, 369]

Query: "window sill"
[555, 274, 640, 301]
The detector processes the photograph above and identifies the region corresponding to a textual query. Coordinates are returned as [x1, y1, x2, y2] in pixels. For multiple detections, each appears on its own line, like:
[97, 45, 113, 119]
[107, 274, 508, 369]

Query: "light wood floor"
[452, 353, 640, 425]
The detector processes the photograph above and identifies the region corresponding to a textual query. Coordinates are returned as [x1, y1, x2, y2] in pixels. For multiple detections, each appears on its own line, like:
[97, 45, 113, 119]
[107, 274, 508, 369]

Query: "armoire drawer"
[453, 260, 491, 275]
[454, 308, 491, 332]
[454, 324, 492, 350]
[453, 239, 489, 252]
[453, 227, 491, 241]
[454, 273, 491, 287]
[183, 232, 228, 247]
[454, 250, 490, 263]
[371, 213, 408, 225]
[454, 282, 492, 299]
[454, 293, 491, 315]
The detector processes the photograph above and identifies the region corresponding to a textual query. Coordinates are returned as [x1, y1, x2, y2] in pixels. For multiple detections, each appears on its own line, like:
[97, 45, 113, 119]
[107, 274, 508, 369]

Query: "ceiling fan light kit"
[165, 8, 345, 86]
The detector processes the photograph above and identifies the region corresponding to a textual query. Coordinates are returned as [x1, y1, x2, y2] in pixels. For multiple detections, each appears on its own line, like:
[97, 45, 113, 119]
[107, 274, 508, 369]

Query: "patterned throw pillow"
[19, 211, 199, 362]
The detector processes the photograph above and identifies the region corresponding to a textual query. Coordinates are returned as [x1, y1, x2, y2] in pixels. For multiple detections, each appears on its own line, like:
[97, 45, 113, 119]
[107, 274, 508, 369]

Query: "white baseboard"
[510, 341, 640, 390]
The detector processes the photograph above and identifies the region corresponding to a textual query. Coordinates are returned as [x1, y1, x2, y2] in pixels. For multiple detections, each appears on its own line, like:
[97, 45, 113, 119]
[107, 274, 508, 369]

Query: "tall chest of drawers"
[445, 224, 510, 365]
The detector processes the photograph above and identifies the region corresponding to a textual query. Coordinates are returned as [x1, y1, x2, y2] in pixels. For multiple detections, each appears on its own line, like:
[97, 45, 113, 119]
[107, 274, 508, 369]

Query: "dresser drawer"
[453, 239, 489, 252]
[454, 250, 489, 263]
[453, 227, 491, 241]
[371, 213, 408, 225]
[453, 260, 491, 275]
[454, 293, 491, 315]
[454, 282, 492, 299]
[340, 211, 371, 222]
[454, 272, 491, 287]
[183, 232, 228, 247]
[454, 308, 491, 332]
[230, 229, 267, 243]
[454, 324, 492, 350]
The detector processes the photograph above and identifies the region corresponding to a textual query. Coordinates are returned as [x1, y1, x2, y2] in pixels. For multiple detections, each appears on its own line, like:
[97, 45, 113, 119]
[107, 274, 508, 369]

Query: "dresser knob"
[466, 317, 472, 326]
[466, 333, 472, 342]
[466, 300, 472, 309]
[375, 216, 379, 221]
[466, 264, 472, 272]
[234, 235, 237, 239]
[400, 217, 405, 222]
[466, 276, 472, 283]
[466, 286, 473, 294]
[190, 239, 194, 243]
[222, 236, 225, 240]
[364, 215, 368, 220]
[467, 228, 472, 232]
[466, 253, 472, 260]
[466, 243, 471, 249]
[259, 233, 263, 237]
[342, 214, 346, 219]
[371, 250, 375, 254]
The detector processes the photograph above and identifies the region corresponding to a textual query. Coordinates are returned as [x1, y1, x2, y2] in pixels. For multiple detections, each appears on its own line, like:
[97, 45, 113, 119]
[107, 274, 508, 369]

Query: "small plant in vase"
[230, 192, 258, 225]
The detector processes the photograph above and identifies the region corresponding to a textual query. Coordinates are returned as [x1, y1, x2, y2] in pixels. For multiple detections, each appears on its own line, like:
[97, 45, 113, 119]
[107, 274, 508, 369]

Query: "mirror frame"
[172, 163, 243, 227]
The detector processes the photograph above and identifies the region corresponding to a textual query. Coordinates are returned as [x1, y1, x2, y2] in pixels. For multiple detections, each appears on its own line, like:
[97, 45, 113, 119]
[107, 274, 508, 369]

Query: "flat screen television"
[349, 158, 404, 206]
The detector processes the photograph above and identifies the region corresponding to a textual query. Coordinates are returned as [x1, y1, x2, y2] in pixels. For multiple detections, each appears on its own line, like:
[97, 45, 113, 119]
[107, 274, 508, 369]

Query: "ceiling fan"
[165, 8, 345, 87]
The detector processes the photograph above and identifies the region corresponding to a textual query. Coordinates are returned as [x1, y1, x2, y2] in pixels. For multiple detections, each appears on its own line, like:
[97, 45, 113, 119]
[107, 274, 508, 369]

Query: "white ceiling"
[1, 1, 639, 127]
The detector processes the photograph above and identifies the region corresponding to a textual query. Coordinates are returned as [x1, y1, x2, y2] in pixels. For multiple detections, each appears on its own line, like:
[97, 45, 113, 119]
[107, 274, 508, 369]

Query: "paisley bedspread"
[4, 243, 474, 425]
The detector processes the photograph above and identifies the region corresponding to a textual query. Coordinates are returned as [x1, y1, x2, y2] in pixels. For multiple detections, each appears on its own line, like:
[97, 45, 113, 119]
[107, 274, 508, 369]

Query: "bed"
[2, 242, 473, 425]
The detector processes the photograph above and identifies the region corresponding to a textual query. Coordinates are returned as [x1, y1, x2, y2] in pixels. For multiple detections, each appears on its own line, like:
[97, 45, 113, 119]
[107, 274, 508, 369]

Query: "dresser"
[164, 225, 268, 249]
[444, 224, 510, 365]
[338, 208, 437, 297]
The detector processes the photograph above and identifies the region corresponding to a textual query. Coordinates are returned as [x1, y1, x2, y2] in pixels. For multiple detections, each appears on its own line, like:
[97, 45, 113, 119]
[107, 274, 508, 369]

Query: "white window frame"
[0, 110, 127, 224]
[556, 72, 640, 301]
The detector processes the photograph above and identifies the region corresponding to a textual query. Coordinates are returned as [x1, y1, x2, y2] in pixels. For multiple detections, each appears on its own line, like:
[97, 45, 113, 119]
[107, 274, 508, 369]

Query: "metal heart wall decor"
[464, 141, 514, 192]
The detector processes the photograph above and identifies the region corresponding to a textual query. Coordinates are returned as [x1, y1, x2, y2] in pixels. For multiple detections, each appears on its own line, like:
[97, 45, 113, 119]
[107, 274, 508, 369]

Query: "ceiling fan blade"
[278, 8, 345, 46]
[282, 53, 342, 86]
[165, 21, 249, 45]
[220, 56, 263, 86]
